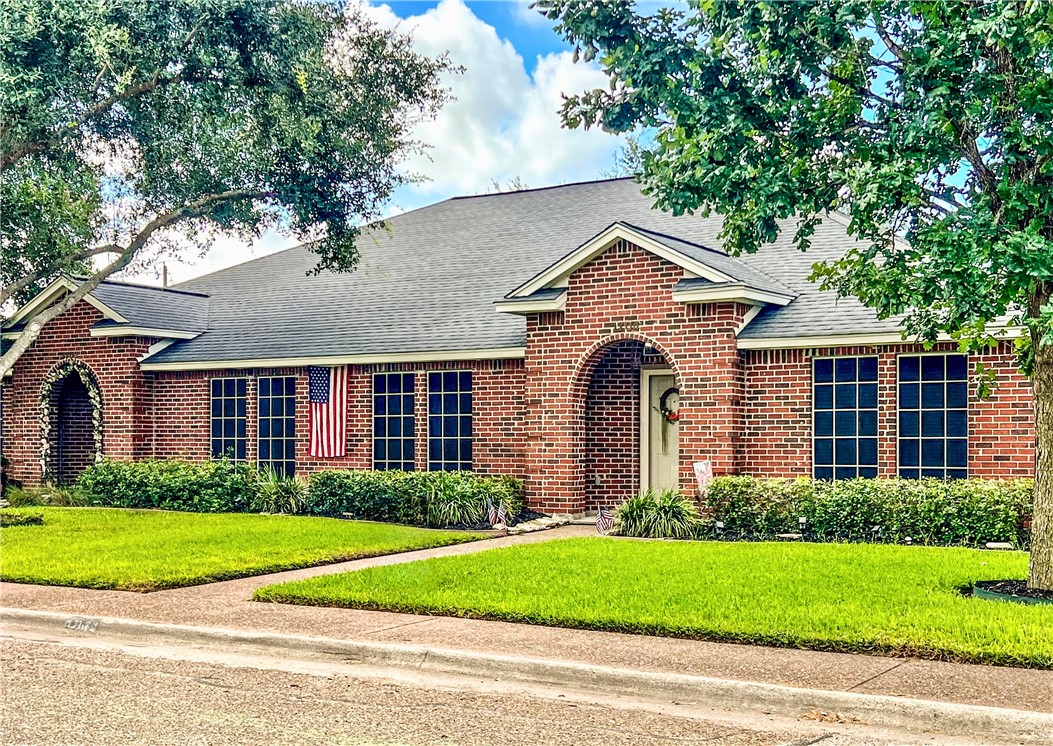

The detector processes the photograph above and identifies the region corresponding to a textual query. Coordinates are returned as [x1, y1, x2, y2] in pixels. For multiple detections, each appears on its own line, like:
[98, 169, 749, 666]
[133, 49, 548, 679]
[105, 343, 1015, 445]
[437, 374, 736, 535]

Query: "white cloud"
[511, 0, 551, 28]
[126, 0, 622, 284]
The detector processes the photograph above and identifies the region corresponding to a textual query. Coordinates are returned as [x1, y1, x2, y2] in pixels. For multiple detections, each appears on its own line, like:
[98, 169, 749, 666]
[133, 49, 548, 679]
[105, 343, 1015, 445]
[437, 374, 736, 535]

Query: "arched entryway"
[40, 359, 103, 484]
[574, 336, 682, 512]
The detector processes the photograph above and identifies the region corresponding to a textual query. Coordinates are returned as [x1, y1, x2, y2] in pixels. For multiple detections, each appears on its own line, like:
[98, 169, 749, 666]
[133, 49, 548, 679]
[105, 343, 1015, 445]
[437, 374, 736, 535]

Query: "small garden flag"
[308, 365, 348, 458]
[487, 499, 507, 528]
[596, 506, 614, 534]
[694, 460, 713, 497]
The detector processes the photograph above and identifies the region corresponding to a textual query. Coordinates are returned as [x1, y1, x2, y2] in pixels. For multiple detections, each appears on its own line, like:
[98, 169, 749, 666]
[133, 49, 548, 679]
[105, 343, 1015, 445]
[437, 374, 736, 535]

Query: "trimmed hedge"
[1, 510, 44, 527]
[75, 460, 524, 529]
[702, 477, 1033, 548]
[78, 459, 257, 513]
[304, 469, 525, 528]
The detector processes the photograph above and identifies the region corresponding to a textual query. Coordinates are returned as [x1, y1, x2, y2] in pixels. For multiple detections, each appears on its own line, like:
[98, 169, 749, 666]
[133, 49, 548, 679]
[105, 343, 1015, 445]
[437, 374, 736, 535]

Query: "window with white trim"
[428, 371, 472, 471]
[898, 354, 968, 479]
[210, 378, 247, 462]
[258, 375, 296, 476]
[373, 373, 415, 471]
[813, 357, 879, 480]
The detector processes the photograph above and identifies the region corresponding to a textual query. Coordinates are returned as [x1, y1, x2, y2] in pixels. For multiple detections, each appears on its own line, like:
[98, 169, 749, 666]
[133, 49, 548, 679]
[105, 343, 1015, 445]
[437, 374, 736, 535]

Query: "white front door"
[643, 371, 679, 492]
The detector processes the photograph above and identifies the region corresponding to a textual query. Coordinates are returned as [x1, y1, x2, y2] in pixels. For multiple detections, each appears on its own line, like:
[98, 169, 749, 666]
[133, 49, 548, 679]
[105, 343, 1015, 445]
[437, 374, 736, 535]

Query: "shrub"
[303, 470, 525, 528]
[78, 459, 256, 513]
[615, 489, 702, 539]
[701, 476, 1032, 548]
[5, 485, 88, 507]
[252, 467, 307, 514]
[0, 510, 43, 527]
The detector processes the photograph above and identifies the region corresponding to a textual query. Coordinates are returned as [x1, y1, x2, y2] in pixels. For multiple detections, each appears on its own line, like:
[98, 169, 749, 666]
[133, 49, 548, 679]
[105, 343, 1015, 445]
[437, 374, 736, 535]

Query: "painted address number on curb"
[65, 617, 100, 633]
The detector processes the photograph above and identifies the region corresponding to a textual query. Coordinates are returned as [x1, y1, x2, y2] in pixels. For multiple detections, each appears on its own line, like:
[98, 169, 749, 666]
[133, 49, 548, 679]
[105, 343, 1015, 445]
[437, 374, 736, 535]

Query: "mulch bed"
[974, 579, 1053, 603]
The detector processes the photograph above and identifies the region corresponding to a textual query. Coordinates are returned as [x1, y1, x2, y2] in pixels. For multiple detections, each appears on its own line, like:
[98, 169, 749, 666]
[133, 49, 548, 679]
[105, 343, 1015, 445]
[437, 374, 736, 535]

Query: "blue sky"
[146, 0, 628, 284]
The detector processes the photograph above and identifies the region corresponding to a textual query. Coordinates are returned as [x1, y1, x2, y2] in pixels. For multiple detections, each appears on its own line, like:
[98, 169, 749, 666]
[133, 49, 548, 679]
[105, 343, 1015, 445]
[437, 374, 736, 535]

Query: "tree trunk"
[1029, 282, 1053, 591]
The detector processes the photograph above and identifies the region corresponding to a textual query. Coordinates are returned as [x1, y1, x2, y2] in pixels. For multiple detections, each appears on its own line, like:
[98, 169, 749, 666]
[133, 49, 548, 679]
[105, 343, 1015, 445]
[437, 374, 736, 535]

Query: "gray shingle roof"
[88, 280, 210, 334]
[141, 178, 902, 365]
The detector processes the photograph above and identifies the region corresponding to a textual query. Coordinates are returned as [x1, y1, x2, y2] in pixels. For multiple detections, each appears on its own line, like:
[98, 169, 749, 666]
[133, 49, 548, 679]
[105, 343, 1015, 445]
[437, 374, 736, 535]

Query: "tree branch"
[0, 245, 120, 308]
[0, 187, 270, 377]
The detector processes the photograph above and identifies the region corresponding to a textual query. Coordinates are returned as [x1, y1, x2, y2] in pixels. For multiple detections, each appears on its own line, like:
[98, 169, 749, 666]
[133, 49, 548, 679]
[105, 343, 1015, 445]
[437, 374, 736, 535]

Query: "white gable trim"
[139, 346, 527, 372]
[494, 292, 567, 316]
[671, 283, 795, 308]
[3, 277, 129, 327]
[737, 327, 1024, 350]
[507, 223, 737, 299]
[90, 325, 201, 340]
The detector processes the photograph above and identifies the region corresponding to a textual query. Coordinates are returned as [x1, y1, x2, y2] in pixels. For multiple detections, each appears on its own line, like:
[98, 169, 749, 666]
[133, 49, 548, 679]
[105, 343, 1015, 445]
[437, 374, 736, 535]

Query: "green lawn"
[0, 508, 482, 591]
[255, 538, 1053, 668]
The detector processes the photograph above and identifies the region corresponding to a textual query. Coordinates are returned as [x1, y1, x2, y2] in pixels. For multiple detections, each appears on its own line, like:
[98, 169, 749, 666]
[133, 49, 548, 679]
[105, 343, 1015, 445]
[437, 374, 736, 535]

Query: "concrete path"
[2, 523, 1051, 720]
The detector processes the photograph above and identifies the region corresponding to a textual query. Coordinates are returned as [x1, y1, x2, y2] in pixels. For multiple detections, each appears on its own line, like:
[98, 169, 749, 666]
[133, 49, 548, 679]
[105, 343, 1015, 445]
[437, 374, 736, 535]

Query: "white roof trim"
[671, 283, 795, 307]
[507, 223, 737, 299]
[140, 346, 527, 372]
[3, 277, 129, 327]
[90, 325, 201, 340]
[737, 327, 1024, 350]
[494, 293, 567, 316]
[735, 305, 764, 336]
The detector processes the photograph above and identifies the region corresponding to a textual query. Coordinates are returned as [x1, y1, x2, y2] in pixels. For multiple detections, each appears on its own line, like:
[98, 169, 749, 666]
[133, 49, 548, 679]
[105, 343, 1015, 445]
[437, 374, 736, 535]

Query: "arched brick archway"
[40, 358, 104, 484]
[571, 334, 682, 512]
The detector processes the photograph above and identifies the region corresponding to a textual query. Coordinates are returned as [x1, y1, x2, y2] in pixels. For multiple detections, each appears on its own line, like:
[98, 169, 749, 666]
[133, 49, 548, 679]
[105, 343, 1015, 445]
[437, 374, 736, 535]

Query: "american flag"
[487, 499, 507, 528]
[308, 366, 348, 458]
[596, 506, 615, 535]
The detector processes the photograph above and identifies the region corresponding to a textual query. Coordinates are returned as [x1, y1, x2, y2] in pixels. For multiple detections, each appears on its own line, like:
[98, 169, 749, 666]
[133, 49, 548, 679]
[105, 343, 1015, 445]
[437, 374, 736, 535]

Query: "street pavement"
[1, 637, 969, 746]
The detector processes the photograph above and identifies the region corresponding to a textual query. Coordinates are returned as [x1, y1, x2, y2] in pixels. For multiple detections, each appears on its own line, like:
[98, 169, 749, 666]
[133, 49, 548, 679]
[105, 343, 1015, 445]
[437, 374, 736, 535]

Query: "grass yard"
[255, 537, 1053, 668]
[0, 508, 482, 591]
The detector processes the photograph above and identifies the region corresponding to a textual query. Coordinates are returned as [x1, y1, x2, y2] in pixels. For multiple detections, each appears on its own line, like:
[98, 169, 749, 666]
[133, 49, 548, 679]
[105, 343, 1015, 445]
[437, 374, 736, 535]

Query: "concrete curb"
[4, 606, 1050, 744]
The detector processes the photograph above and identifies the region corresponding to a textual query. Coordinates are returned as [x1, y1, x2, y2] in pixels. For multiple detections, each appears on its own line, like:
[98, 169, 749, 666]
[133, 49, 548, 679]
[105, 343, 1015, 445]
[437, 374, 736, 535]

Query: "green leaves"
[547, 0, 1053, 352]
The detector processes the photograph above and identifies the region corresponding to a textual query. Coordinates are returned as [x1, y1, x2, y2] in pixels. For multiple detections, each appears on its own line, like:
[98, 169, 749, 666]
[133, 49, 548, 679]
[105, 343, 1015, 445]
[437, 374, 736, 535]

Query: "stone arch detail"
[39, 358, 104, 482]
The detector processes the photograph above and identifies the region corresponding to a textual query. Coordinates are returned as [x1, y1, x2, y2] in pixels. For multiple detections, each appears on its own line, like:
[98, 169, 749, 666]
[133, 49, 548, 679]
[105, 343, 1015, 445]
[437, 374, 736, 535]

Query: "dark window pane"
[835, 466, 857, 480]
[429, 441, 441, 461]
[236, 441, 246, 460]
[835, 358, 856, 381]
[947, 439, 968, 468]
[459, 393, 472, 414]
[211, 399, 222, 417]
[815, 467, 834, 481]
[211, 379, 222, 397]
[405, 418, 415, 437]
[374, 375, 386, 394]
[443, 417, 458, 437]
[443, 371, 458, 390]
[858, 411, 877, 437]
[259, 378, 270, 396]
[443, 393, 458, 412]
[211, 421, 222, 439]
[835, 384, 856, 409]
[899, 356, 920, 382]
[429, 394, 441, 413]
[224, 399, 235, 417]
[429, 372, 441, 390]
[259, 400, 271, 418]
[947, 382, 968, 409]
[461, 416, 472, 437]
[899, 411, 919, 437]
[285, 398, 295, 417]
[921, 439, 945, 467]
[859, 438, 878, 465]
[815, 411, 833, 437]
[815, 385, 833, 410]
[858, 383, 878, 409]
[899, 439, 920, 467]
[858, 357, 878, 382]
[389, 396, 402, 415]
[259, 420, 270, 438]
[462, 440, 472, 464]
[814, 359, 834, 383]
[835, 438, 856, 465]
[835, 411, 856, 436]
[921, 468, 945, 479]
[443, 440, 458, 461]
[373, 396, 385, 415]
[388, 418, 401, 437]
[948, 469, 968, 480]
[259, 442, 270, 459]
[237, 398, 246, 418]
[224, 379, 236, 397]
[224, 420, 235, 438]
[429, 416, 441, 436]
[814, 439, 833, 465]
[459, 371, 472, 390]
[947, 410, 968, 437]
[922, 356, 944, 381]
[404, 374, 415, 393]
[899, 384, 919, 409]
[946, 355, 968, 381]
[859, 467, 878, 479]
[922, 383, 944, 409]
[922, 411, 944, 437]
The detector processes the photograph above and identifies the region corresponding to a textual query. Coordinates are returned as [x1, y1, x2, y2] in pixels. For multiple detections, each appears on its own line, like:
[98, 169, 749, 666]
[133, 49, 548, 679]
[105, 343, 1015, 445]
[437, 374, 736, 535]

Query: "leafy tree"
[1, 0, 450, 373]
[541, 0, 1053, 590]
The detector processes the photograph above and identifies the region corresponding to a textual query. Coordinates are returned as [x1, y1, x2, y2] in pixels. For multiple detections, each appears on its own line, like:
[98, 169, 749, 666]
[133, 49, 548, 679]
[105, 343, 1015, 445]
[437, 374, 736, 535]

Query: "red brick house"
[0, 179, 1036, 514]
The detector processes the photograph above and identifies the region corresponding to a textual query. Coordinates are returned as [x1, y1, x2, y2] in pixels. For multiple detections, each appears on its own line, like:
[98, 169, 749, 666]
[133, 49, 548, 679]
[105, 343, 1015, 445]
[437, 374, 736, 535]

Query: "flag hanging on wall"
[308, 366, 348, 458]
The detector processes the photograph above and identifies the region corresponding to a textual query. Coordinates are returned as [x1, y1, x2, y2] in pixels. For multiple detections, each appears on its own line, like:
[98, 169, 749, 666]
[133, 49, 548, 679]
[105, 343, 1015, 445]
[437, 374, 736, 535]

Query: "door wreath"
[655, 386, 680, 453]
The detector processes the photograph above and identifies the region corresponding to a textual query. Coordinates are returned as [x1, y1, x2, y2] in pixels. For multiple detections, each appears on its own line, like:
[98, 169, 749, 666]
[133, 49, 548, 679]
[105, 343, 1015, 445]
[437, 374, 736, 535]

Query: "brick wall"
[149, 359, 526, 476]
[1, 300, 154, 485]
[741, 342, 1035, 478]
[523, 239, 748, 514]
[584, 339, 643, 510]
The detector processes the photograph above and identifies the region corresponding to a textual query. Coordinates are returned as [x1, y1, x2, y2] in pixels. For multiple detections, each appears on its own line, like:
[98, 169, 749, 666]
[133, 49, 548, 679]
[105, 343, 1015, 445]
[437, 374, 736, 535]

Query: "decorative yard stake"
[596, 506, 615, 535]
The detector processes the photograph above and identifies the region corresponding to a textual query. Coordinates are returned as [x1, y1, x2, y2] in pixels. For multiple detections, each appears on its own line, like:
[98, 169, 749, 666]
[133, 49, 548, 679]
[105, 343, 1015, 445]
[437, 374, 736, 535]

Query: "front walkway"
[2, 524, 1051, 715]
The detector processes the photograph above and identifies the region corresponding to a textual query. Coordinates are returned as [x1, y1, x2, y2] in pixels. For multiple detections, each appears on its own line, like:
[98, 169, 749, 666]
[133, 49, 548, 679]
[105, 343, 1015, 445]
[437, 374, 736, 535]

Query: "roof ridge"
[622, 223, 797, 295]
[75, 276, 211, 299]
[449, 176, 637, 201]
